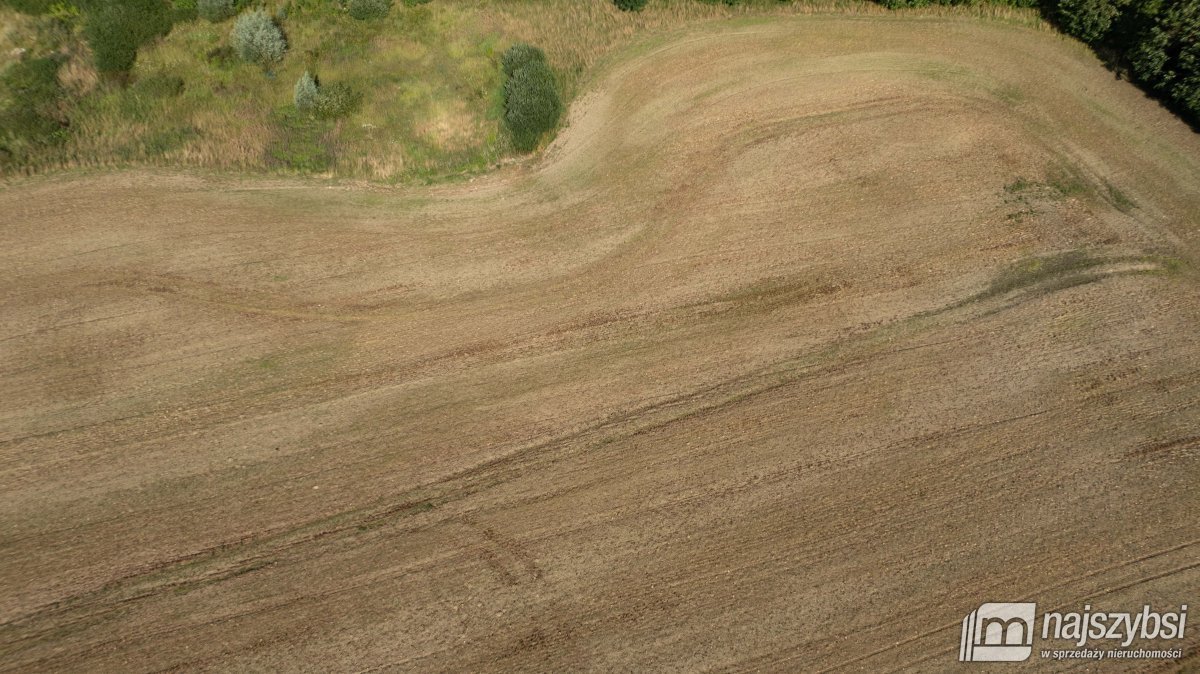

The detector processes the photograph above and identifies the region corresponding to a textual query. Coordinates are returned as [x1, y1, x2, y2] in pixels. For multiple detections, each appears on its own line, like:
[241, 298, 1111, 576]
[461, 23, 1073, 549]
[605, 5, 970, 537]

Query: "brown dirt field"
[2, 14, 1199, 672]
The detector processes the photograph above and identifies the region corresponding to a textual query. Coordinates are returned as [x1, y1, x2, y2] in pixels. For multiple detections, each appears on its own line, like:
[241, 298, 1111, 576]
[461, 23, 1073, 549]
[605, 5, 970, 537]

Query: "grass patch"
[711, 275, 848, 316]
[254, 355, 283, 371]
[954, 250, 1184, 312]
[1000, 159, 1130, 222]
[975, 250, 1103, 301]
[1046, 163, 1087, 198]
[1004, 176, 1034, 194]
[265, 107, 335, 173]
[1104, 180, 1136, 213]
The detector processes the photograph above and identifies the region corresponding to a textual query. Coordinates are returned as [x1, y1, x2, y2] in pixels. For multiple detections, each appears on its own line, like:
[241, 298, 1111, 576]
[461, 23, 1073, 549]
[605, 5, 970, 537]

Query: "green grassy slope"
[0, 0, 1047, 182]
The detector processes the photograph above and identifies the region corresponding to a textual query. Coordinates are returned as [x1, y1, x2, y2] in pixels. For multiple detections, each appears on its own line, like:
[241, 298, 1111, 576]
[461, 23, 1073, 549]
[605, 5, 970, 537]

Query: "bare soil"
[1, 15, 1198, 672]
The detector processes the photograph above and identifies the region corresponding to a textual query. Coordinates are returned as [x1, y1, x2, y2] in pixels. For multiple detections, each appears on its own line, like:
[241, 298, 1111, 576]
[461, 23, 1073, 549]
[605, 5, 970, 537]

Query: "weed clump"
[0, 56, 69, 162]
[613, 0, 648, 11]
[292, 72, 360, 119]
[198, 0, 238, 22]
[348, 0, 392, 21]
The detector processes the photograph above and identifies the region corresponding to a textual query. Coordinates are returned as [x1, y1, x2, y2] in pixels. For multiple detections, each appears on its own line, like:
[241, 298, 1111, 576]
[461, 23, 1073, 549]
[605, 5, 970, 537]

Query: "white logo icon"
[960, 602, 1037, 662]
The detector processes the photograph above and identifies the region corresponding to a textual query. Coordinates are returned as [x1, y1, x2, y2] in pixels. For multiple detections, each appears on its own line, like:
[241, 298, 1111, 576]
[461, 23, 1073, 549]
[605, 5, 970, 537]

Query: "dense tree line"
[876, 0, 1200, 126]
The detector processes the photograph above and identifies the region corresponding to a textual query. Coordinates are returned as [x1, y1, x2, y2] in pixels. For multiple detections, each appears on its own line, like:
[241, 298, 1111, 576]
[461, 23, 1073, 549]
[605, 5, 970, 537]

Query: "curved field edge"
[0, 0, 1052, 185]
[0, 13, 1199, 673]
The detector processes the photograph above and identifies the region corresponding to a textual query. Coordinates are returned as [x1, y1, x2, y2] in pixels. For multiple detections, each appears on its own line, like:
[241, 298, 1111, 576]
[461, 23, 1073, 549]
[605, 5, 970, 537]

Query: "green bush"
[1056, 0, 1127, 43]
[503, 55, 561, 152]
[294, 71, 319, 111]
[0, 56, 68, 158]
[501, 43, 546, 77]
[348, 0, 392, 20]
[231, 9, 287, 69]
[169, 0, 198, 22]
[82, 0, 173, 78]
[134, 73, 186, 97]
[291, 71, 358, 118]
[314, 81, 361, 119]
[82, 6, 139, 75]
[613, 0, 647, 10]
[198, 0, 237, 22]
[205, 45, 237, 68]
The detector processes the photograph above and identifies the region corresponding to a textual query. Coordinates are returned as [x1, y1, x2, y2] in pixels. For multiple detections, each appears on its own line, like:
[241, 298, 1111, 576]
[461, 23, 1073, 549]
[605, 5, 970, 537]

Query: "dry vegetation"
[1, 8, 1199, 672]
[1, 0, 1048, 181]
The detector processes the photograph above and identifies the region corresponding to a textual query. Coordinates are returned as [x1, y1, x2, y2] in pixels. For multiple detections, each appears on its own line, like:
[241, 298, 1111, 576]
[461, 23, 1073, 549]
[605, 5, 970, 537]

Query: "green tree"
[231, 9, 287, 70]
[1057, 0, 1129, 43]
[501, 43, 546, 78]
[82, 0, 173, 79]
[1126, 0, 1200, 119]
[294, 71, 319, 111]
[502, 49, 562, 152]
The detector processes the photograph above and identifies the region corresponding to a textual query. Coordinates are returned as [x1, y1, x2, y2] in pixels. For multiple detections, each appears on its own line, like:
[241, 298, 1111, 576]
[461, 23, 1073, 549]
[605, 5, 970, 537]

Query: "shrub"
[198, 0, 237, 22]
[501, 43, 546, 78]
[0, 56, 68, 157]
[205, 45, 237, 68]
[613, 0, 647, 10]
[503, 56, 561, 151]
[82, 1, 173, 78]
[294, 71, 319, 111]
[291, 72, 359, 119]
[167, 0, 198, 22]
[83, 6, 139, 75]
[132, 73, 186, 99]
[231, 9, 287, 69]
[1056, 0, 1127, 44]
[314, 82, 361, 119]
[348, 0, 392, 20]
